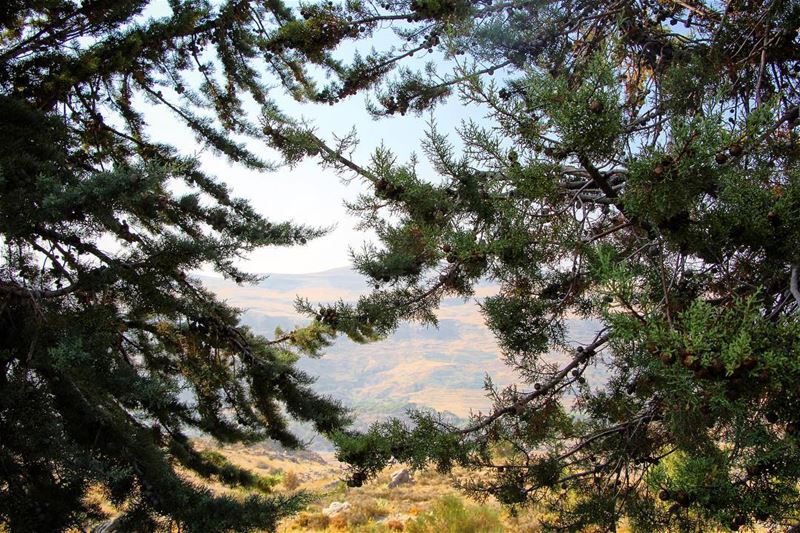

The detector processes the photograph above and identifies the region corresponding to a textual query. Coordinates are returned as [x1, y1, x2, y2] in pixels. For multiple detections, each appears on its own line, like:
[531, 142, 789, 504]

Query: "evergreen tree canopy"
[4, 0, 800, 530]
[0, 1, 387, 531]
[258, 0, 800, 530]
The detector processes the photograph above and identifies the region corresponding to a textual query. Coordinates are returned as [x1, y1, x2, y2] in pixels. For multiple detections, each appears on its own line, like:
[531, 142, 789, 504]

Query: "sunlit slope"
[200, 268, 599, 419]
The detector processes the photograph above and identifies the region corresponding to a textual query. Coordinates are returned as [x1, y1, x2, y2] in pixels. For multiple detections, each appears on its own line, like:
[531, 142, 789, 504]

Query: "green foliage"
[287, 1, 800, 531]
[404, 494, 504, 533]
[0, 1, 393, 530]
[482, 294, 554, 356]
[333, 411, 474, 486]
[5, 0, 800, 531]
[529, 56, 624, 159]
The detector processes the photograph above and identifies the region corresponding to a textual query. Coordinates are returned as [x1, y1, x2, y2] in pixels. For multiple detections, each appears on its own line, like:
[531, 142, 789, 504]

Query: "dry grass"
[275, 463, 505, 533]
[277, 466, 436, 531]
[282, 470, 301, 491]
[293, 511, 331, 530]
[72, 442, 767, 533]
[403, 494, 504, 533]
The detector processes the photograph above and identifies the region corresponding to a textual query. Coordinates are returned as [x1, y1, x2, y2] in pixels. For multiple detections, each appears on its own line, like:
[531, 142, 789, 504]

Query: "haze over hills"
[200, 268, 602, 447]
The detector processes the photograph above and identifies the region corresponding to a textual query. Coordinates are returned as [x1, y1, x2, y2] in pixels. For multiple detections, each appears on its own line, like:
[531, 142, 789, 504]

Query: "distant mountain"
[200, 268, 602, 448]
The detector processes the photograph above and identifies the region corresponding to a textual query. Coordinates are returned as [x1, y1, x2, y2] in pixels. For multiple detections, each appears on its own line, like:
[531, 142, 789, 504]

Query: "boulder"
[322, 501, 351, 516]
[388, 468, 414, 488]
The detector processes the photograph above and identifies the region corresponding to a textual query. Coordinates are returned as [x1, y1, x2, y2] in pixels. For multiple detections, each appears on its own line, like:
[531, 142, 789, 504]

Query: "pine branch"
[457, 331, 610, 436]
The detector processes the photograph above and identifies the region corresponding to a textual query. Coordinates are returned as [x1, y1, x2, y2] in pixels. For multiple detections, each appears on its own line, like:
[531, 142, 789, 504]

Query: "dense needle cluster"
[274, 1, 800, 531]
[3, 0, 800, 531]
[0, 1, 386, 531]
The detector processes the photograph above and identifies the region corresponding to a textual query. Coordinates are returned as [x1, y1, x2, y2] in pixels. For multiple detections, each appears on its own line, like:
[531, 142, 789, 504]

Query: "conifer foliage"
[4, 0, 800, 531]
[267, 0, 800, 530]
[0, 1, 385, 531]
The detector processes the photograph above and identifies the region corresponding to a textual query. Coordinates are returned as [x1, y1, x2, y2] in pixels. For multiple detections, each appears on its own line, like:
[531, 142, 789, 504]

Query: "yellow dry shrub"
[345, 498, 390, 526]
[292, 511, 329, 530]
[282, 470, 300, 491]
[328, 514, 349, 530]
[387, 519, 405, 531]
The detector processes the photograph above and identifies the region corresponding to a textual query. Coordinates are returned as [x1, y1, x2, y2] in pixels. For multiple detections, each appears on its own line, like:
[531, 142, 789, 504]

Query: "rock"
[322, 501, 351, 516]
[388, 468, 414, 488]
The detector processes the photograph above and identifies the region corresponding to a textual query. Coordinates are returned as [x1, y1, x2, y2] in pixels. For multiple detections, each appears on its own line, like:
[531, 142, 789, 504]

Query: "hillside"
[189, 439, 545, 533]
[200, 268, 601, 448]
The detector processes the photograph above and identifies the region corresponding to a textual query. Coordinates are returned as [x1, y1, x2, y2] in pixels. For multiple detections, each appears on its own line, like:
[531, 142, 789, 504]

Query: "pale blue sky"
[141, 1, 486, 274]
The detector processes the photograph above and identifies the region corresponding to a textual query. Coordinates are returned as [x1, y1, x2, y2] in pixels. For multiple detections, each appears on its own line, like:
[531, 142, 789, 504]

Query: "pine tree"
[6, 0, 800, 530]
[0, 1, 386, 531]
[259, 0, 800, 530]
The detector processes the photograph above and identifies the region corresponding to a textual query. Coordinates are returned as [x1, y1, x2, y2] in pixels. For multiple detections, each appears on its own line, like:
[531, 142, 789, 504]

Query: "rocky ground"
[208, 441, 545, 533]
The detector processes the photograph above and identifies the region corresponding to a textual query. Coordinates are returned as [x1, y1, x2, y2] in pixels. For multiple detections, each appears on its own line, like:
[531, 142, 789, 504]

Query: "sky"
[140, 0, 485, 275]
[161, 92, 473, 276]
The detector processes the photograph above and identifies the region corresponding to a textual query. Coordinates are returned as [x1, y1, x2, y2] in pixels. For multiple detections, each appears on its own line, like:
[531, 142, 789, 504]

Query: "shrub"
[329, 514, 349, 529]
[346, 498, 391, 526]
[282, 470, 301, 491]
[293, 511, 330, 530]
[404, 495, 503, 533]
[387, 519, 405, 531]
